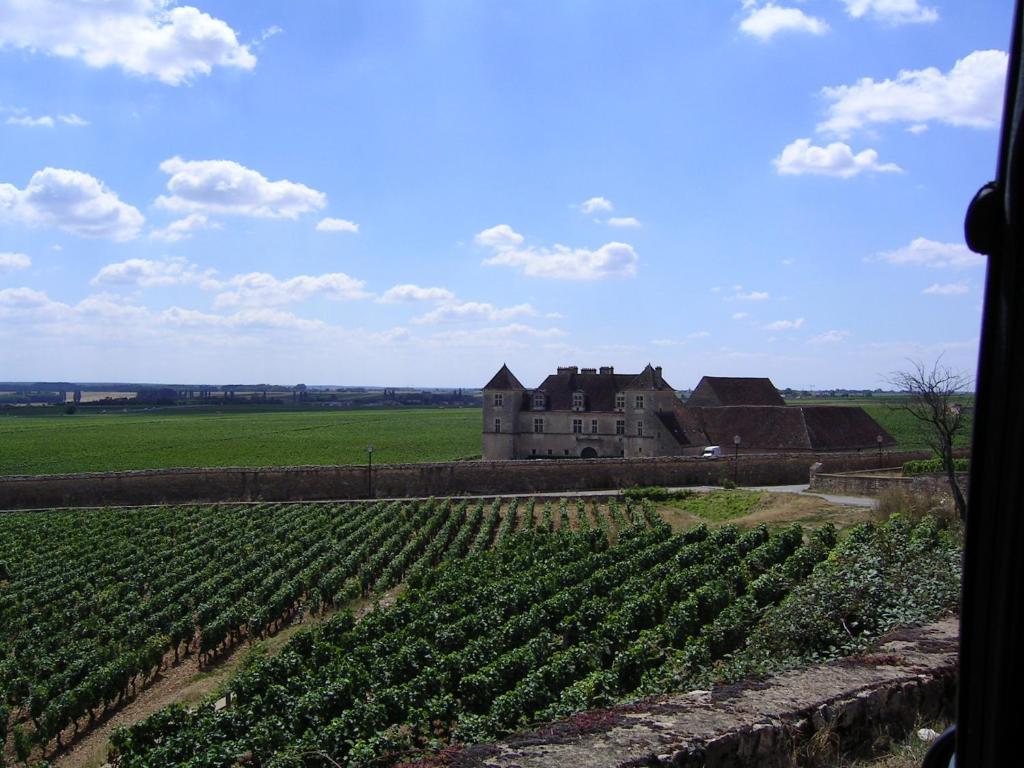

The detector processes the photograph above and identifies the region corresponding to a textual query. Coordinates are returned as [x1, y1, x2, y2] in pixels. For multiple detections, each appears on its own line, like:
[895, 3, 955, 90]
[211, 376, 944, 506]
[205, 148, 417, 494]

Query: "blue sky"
[0, 0, 1012, 388]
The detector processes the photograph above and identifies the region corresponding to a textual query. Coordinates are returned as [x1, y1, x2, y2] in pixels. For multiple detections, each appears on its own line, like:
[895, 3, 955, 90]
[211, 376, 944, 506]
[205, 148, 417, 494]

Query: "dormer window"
[572, 392, 584, 410]
[615, 393, 625, 411]
[493, 393, 504, 407]
[533, 392, 546, 409]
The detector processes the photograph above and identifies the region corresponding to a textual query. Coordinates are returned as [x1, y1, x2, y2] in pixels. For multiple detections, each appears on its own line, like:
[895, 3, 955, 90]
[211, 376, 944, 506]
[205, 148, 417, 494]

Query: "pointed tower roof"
[624, 363, 674, 391]
[483, 363, 525, 390]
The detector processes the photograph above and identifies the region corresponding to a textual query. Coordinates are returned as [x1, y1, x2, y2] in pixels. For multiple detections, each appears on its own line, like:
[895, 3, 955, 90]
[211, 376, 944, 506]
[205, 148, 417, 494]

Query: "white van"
[701, 445, 724, 459]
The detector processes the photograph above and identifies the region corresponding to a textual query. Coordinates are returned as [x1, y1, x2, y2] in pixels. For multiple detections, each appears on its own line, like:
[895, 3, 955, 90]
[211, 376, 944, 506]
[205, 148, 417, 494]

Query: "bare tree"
[890, 358, 971, 518]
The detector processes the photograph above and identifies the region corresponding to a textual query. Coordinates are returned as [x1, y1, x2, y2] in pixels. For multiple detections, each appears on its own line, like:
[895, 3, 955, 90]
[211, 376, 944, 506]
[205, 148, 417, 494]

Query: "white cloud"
[378, 284, 456, 304]
[764, 317, 805, 330]
[0, 167, 143, 241]
[0, 252, 31, 273]
[874, 237, 985, 269]
[477, 224, 638, 280]
[819, 50, 1008, 137]
[213, 272, 370, 308]
[316, 217, 359, 233]
[735, 290, 770, 301]
[688, 330, 711, 339]
[808, 329, 851, 344]
[607, 216, 641, 228]
[740, 4, 829, 41]
[150, 213, 220, 242]
[923, 282, 969, 295]
[578, 196, 613, 214]
[0, 286, 54, 309]
[6, 115, 54, 128]
[0, 0, 255, 85]
[475, 224, 524, 249]
[413, 301, 538, 325]
[429, 323, 566, 348]
[907, 123, 929, 134]
[156, 157, 326, 219]
[91, 257, 218, 289]
[841, 0, 938, 24]
[732, 312, 750, 320]
[5, 112, 89, 128]
[774, 138, 902, 178]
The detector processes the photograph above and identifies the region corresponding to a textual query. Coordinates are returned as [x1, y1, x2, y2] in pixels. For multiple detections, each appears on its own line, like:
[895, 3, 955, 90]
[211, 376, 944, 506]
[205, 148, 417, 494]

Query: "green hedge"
[903, 458, 969, 475]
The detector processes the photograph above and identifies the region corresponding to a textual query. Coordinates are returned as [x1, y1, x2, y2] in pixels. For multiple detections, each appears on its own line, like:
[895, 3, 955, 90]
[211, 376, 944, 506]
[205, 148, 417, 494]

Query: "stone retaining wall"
[0, 450, 938, 511]
[810, 467, 969, 499]
[461, 617, 958, 768]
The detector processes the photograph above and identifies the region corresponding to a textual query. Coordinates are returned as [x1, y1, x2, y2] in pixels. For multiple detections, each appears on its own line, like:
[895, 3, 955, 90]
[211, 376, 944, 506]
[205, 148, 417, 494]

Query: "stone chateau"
[482, 363, 894, 460]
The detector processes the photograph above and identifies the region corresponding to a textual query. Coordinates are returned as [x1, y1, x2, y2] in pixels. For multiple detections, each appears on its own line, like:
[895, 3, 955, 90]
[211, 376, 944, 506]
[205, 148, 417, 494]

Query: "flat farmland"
[0, 408, 482, 475]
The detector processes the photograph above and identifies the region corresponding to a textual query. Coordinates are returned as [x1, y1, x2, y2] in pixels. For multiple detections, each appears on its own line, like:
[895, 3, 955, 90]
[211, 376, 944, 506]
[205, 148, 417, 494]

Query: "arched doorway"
[580, 447, 598, 459]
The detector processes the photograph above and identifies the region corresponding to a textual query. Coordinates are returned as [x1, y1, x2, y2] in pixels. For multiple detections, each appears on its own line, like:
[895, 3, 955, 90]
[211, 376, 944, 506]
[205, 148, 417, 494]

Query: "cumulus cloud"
[734, 290, 769, 301]
[774, 138, 902, 178]
[607, 216, 641, 228]
[213, 271, 370, 308]
[0, 167, 143, 240]
[923, 282, 969, 295]
[150, 213, 220, 242]
[91, 257, 218, 289]
[578, 196, 613, 214]
[429, 323, 566, 348]
[732, 312, 750, 320]
[0, 0, 255, 85]
[808, 329, 851, 344]
[316, 217, 359, 233]
[378, 284, 456, 304]
[0, 252, 31, 273]
[477, 224, 638, 280]
[764, 318, 805, 330]
[413, 301, 538, 325]
[156, 157, 326, 219]
[819, 50, 1008, 137]
[740, 4, 829, 41]
[841, 0, 938, 24]
[873, 238, 985, 269]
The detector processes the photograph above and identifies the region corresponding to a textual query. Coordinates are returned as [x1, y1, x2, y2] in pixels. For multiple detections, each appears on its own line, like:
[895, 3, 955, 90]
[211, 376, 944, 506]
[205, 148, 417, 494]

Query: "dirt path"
[656, 491, 874, 533]
[56, 586, 407, 768]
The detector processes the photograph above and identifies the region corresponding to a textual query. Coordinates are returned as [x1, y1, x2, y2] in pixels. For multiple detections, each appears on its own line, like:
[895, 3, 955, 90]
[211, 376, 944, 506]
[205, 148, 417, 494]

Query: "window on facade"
[635, 395, 644, 409]
[615, 393, 625, 410]
[493, 393, 503, 406]
[637, 421, 644, 437]
[572, 392, 584, 409]
[533, 418, 544, 433]
[591, 419, 598, 434]
[615, 420, 625, 435]
[494, 418, 501, 433]
[533, 393, 545, 409]
[572, 418, 583, 434]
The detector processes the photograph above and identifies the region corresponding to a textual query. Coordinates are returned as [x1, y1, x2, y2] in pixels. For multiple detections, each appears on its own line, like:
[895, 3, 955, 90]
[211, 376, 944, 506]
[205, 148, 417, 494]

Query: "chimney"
[580, 367, 597, 374]
[599, 366, 614, 375]
[655, 366, 663, 383]
[557, 366, 579, 375]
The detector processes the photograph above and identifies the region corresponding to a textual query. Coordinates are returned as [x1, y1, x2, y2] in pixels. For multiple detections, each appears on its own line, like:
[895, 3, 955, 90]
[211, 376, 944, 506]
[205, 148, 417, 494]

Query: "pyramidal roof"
[483, 363, 525, 390]
[624, 363, 674, 391]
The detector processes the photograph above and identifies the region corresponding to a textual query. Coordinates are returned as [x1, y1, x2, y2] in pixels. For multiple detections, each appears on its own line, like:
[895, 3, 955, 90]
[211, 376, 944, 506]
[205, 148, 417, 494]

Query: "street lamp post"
[733, 434, 741, 486]
[876, 434, 883, 468]
[367, 444, 374, 499]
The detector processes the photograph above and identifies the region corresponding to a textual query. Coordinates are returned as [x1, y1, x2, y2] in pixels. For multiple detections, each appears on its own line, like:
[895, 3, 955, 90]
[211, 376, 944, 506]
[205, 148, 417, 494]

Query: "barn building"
[482, 365, 895, 460]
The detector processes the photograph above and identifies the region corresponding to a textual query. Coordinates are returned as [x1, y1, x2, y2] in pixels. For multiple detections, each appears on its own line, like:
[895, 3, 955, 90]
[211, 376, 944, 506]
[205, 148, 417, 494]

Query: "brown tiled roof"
[691, 406, 810, 450]
[483, 364, 525, 390]
[690, 404, 896, 451]
[656, 400, 706, 446]
[533, 372, 637, 411]
[801, 406, 896, 449]
[687, 376, 785, 407]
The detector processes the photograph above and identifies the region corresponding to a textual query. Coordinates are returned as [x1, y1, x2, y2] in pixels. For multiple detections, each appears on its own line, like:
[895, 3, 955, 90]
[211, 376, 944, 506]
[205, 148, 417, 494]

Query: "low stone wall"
[463, 618, 958, 768]
[810, 467, 969, 499]
[0, 449, 936, 511]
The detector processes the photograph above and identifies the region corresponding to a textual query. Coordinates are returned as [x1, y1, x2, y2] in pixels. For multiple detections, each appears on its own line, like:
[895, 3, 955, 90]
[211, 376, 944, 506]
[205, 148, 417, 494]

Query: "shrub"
[621, 487, 693, 502]
[875, 488, 956, 527]
[903, 458, 969, 475]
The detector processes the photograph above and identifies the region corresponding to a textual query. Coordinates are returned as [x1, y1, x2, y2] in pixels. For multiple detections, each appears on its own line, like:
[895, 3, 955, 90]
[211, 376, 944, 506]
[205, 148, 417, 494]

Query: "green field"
[0, 408, 482, 475]
[0, 398, 970, 476]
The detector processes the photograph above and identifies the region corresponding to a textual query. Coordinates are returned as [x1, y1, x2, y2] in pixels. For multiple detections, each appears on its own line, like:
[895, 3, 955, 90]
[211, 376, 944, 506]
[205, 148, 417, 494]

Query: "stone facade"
[482, 363, 694, 460]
